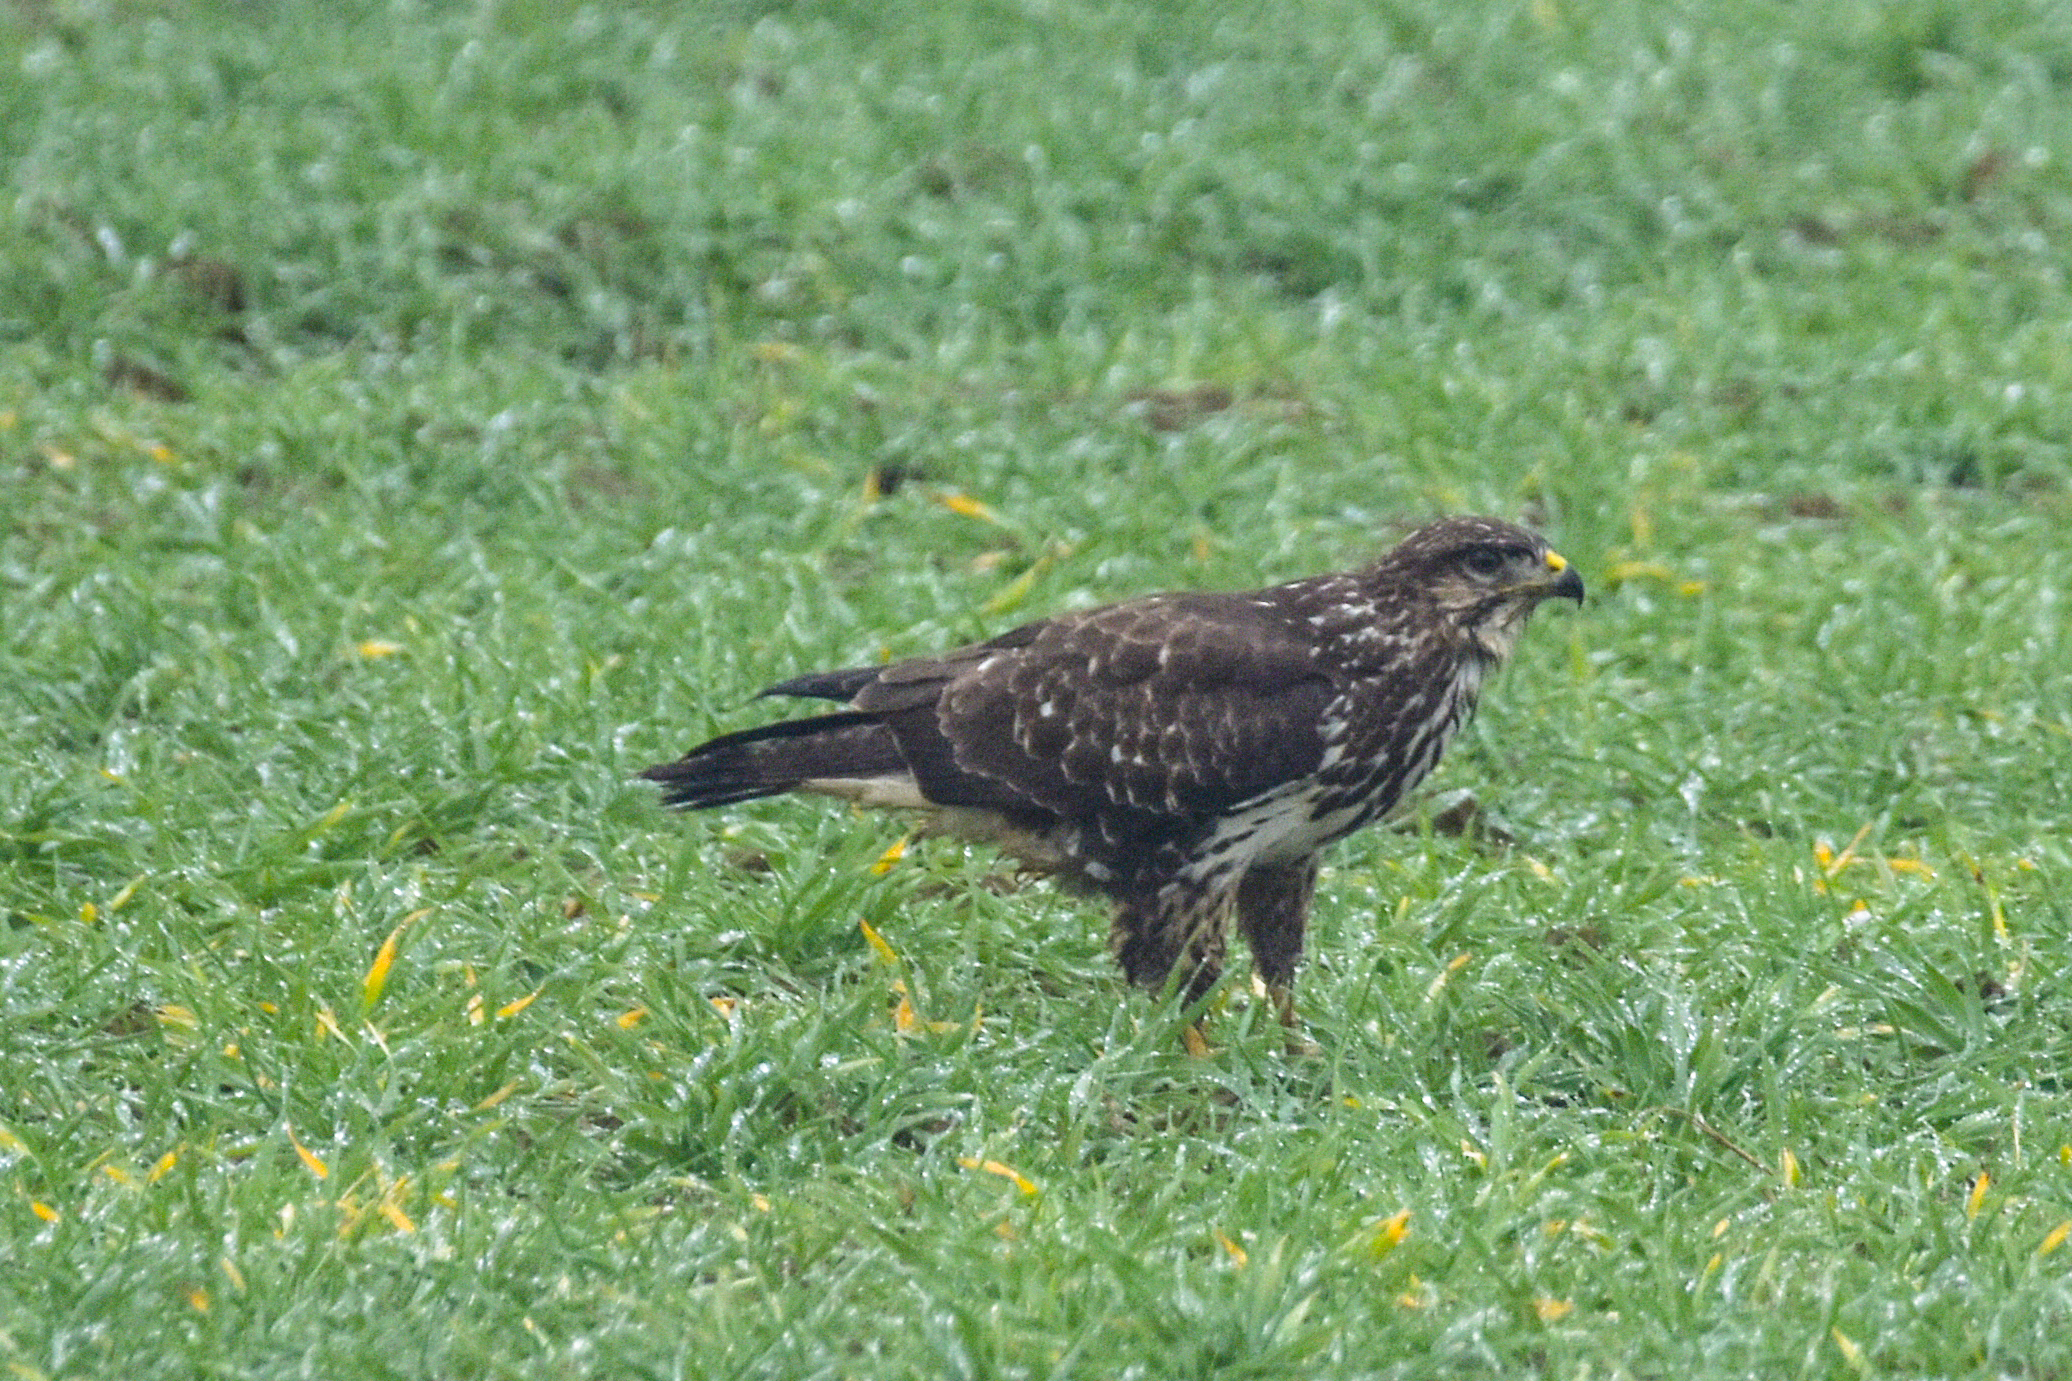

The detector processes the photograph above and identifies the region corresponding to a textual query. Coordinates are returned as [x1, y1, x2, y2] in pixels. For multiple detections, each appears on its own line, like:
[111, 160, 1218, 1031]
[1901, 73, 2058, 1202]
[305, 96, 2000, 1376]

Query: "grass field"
[5, 0, 2072, 1375]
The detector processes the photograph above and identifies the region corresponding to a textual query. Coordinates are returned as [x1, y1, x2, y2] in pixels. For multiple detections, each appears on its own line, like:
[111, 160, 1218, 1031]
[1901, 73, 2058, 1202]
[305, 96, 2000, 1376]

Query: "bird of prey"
[644, 515, 1582, 1047]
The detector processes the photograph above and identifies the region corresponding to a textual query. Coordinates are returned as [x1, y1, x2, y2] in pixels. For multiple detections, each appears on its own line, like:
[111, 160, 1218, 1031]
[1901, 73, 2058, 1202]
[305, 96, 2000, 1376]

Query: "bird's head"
[1380, 516, 1585, 663]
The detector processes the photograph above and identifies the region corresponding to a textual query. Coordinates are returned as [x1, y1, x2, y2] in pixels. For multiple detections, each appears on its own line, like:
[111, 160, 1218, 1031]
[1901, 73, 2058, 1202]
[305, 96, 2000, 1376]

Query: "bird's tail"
[640, 712, 908, 809]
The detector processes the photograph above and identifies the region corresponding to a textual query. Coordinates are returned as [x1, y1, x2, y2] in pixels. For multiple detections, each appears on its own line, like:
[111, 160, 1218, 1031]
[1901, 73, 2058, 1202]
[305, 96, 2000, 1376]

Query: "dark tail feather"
[756, 666, 882, 702]
[640, 711, 907, 809]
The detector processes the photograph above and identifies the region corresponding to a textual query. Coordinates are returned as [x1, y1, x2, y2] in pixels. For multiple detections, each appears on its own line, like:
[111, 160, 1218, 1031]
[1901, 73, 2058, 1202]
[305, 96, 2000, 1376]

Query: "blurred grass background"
[3, 0, 2071, 1375]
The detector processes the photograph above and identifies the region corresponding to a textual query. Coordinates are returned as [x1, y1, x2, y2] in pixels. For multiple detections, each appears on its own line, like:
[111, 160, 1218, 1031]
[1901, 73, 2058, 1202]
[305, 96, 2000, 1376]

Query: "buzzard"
[644, 516, 1582, 1047]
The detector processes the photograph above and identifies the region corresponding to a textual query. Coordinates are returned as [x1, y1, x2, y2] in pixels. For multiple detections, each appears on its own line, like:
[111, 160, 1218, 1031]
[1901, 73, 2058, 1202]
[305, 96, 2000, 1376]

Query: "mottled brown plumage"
[644, 515, 1583, 1044]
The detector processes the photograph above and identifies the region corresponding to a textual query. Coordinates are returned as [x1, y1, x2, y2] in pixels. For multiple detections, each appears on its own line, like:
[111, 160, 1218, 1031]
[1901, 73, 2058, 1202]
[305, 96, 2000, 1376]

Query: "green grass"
[5, 0, 2072, 1375]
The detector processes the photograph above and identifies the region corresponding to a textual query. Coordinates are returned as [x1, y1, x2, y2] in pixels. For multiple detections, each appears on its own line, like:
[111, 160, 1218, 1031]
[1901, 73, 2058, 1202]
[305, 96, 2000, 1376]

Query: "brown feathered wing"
[644, 592, 1340, 877]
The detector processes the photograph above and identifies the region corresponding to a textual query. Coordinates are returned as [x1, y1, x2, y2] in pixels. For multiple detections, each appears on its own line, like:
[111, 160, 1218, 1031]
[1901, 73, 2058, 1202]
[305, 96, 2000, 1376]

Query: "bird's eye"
[1463, 548, 1507, 578]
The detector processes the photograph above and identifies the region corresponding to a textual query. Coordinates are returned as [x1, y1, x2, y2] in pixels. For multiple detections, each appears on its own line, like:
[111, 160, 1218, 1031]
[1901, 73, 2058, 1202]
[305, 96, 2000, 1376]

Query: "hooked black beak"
[1540, 551, 1585, 604]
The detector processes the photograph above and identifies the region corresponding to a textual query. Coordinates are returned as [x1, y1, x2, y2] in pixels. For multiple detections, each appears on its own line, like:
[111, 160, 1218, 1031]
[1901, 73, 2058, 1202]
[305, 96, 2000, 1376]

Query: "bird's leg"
[1112, 882, 1232, 1055]
[1236, 859, 1321, 1056]
[1262, 982, 1318, 1056]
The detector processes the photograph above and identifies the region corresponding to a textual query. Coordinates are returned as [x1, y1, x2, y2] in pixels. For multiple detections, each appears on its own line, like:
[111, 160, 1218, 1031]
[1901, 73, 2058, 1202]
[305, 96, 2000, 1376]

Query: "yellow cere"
[1545, 550, 1569, 572]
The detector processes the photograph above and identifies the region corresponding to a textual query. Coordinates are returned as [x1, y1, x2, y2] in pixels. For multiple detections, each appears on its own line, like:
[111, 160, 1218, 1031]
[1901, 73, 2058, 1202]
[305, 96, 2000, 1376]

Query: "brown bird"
[644, 516, 1583, 1048]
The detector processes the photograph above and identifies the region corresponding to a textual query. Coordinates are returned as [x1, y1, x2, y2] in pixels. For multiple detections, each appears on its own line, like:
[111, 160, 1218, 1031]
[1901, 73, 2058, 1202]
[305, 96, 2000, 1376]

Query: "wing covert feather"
[930, 594, 1335, 822]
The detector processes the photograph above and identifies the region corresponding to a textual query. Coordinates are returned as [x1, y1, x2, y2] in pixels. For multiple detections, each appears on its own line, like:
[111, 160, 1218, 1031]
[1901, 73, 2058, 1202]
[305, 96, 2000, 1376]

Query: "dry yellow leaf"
[937, 491, 1007, 527]
[362, 923, 407, 1011]
[870, 836, 909, 875]
[859, 918, 900, 965]
[1370, 1209, 1412, 1257]
[958, 1156, 1038, 1196]
[287, 1128, 329, 1180]
[1832, 1327, 1865, 1370]
[496, 988, 542, 1020]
